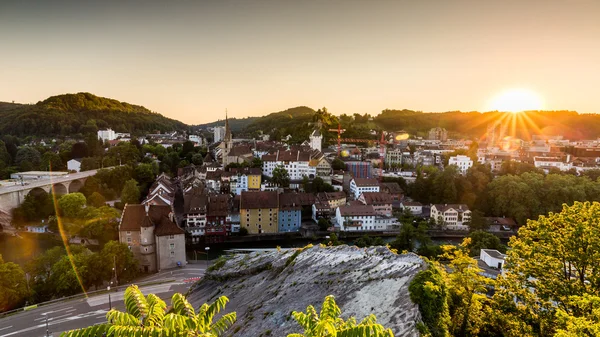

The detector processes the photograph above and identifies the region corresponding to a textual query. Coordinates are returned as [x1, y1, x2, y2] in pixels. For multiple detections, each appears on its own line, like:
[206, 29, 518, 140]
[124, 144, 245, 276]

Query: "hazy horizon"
[2, 0, 599, 124]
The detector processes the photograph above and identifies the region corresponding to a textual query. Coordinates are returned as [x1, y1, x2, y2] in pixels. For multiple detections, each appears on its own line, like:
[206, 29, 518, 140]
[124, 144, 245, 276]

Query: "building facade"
[448, 155, 473, 174]
[349, 178, 380, 199]
[240, 191, 279, 234]
[430, 204, 472, 230]
[278, 193, 302, 232]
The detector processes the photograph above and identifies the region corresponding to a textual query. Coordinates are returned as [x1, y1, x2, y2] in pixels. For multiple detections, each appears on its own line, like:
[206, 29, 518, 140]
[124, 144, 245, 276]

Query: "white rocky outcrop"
[188, 245, 425, 337]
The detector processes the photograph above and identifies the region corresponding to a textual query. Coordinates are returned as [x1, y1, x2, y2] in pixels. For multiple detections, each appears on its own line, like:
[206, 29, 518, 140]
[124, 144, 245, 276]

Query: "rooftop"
[241, 191, 279, 209]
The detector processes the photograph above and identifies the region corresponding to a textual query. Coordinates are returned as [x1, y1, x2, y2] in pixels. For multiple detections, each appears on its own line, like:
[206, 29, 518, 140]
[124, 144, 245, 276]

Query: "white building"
[448, 155, 473, 174]
[213, 126, 226, 143]
[97, 129, 117, 142]
[188, 135, 203, 146]
[430, 204, 472, 230]
[399, 201, 423, 215]
[335, 205, 378, 231]
[261, 150, 316, 181]
[349, 178, 380, 199]
[309, 129, 322, 152]
[67, 159, 82, 172]
[534, 155, 571, 172]
[480, 249, 506, 270]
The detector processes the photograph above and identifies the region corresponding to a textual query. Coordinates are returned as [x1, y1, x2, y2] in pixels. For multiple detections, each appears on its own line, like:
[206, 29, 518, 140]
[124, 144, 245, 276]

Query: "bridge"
[0, 168, 108, 211]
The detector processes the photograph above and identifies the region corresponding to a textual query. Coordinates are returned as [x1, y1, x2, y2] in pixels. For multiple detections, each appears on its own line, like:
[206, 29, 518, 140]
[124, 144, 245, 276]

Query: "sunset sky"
[1, 0, 599, 124]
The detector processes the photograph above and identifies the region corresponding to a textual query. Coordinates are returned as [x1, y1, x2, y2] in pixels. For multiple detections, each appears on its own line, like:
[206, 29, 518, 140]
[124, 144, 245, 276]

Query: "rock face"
[187, 245, 425, 337]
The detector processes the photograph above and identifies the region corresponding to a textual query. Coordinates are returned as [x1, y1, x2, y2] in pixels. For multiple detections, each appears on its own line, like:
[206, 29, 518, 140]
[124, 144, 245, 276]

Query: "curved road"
[0, 265, 206, 337]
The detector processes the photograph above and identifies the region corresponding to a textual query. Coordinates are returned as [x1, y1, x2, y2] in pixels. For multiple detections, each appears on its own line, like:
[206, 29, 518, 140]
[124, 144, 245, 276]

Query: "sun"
[488, 88, 544, 113]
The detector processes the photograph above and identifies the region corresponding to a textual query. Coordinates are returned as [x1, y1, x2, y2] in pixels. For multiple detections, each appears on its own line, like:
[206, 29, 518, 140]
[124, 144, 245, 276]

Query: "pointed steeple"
[224, 109, 232, 141]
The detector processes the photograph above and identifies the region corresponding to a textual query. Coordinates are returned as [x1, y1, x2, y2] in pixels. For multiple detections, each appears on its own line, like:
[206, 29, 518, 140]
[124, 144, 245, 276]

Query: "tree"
[409, 261, 450, 337]
[100, 241, 139, 283]
[466, 210, 488, 231]
[87, 192, 106, 208]
[61, 285, 236, 337]
[58, 192, 87, 218]
[272, 165, 290, 187]
[0, 254, 30, 312]
[191, 153, 204, 165]
[288, 295, 394, 337]
[317, 218, 330, 231]
[440, 239, 493, 336]
[15, 146, 41, 171]
[0, 140, 11, 166]
[495, 201, 600, 336]
[41, 151, 64, 171]
[465, 230, 504, 256]
[331, 158, 345, 171]
[121, 179, 141, 204]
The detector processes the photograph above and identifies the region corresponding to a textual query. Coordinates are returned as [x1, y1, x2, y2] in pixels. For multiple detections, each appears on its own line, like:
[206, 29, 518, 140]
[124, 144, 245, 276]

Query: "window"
[127, 237, 132, 243]
[170, 251, 175, 256]
[169, 243, 175, 249]
[145, 247, 148, 252]
[126, 231, 131, 235]
[169, 235, 175, 239]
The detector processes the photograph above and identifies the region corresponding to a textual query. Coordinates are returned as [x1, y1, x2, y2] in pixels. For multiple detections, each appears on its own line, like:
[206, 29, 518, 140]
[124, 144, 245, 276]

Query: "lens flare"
[48, 163, 88, 296]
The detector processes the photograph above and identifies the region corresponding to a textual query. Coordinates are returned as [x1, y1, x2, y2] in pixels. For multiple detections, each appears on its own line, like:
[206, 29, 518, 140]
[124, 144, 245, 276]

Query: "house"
[316, 192, 347, 209]
[262, 149, 316, 180]
[400, 201, 423, 215]
[205, 194, 230, 242]
[485, 217, 517, 232]
[26, 224, 49, 233]
[67, 158, 82, 172]
[230, 167, 262, 195]
[213, 126, 226, 143]
[278, 193, 302, 232]
[476, 249, 506, 279]
[385, 148, 403, 167]
[448, 155, 473, 174]
[182, 188, 208, 242]
[227, 195, 241, 234]
[335, 205, 382, 231]
[379, 182, 404, 205]
[240, 191, 279, 234]
[358, 192, 393, 217]
[98, 128, 116, 142]
[428, 127, 448, 141]
[430, 204, 472, 230]
[119, 204, 186, 273]
[349, 178, 380, 199]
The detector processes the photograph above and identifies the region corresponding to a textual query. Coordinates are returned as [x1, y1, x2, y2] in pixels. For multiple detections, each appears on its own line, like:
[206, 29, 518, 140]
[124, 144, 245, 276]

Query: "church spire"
[224, 108, 232, 141]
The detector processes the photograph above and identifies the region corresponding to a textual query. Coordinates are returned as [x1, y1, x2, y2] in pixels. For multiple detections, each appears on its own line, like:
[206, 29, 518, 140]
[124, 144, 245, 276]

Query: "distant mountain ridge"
[0, 92, 187, 137]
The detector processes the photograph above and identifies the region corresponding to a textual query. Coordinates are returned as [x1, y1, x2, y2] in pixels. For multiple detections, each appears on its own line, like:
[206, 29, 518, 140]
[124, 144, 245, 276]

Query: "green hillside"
[194, 116, 259, 134]
[0, 93, 188, 137]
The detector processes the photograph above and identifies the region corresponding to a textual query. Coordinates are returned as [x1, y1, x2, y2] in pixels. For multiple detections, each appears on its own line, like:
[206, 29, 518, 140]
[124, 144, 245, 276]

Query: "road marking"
[66, 308, 77, 313]
[49, 313, 73, 321]
[41, 306, 73, 315]
[0, 326, 12, 332]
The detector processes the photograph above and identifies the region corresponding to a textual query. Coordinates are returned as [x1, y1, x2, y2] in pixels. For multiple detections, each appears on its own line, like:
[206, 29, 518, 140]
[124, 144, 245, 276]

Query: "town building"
[230, 167, 262, 195]
[309, 129, 322, 152]
[379, 182, 404, 205]
[344, 160, 372, 178]
[349, 178, 380, 199]
[240, 191, 279, 234]
[262, 150, 316, 180]
[188, 135, 203, 146]
[335, 204, 388, 231]
[428, 127, 448, 142]
[119, 204, 186, 273]
[205, 194, 230, 242]
[448, 155, 473, 174]
[213, 126, 226, 143]
[278, 193, 302, 232]
[183, 190, 208, 242]
[477, 249, 506, 279]
[98, 128, 116, 142]
[430, 204, 472, 230]
[358, 192, 393, 217]
[67, 158, 82, 172]
[385, 148, 403, 167]
[399, 201, 423, 215]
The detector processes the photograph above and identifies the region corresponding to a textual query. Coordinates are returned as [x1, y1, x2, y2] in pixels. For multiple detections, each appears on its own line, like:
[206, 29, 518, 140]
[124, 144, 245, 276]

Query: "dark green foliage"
[466, 231, 505, 256]
[15, 146, 41, 171]
[272, 165, 290, 187]
[207, 256, 229, 272]
[303, 177, 335, 193]
[409, 261, 450, 337]
[121, 179, 141, 204]
[353, 235, 385, 248]
[0, 93, 186, 137]
[331, 158, 346, 171]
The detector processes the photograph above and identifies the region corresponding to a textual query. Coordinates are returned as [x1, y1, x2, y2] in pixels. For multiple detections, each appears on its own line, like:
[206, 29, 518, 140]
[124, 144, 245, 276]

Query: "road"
[0, 265, 206, 337]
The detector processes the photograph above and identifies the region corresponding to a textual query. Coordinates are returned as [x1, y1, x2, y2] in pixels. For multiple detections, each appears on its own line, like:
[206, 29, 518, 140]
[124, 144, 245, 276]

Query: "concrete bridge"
[0, 169, 105, 211]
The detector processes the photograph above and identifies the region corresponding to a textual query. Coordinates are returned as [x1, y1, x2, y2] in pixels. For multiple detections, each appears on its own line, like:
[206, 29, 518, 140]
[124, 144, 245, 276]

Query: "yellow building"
[246, 168, 262, 190]
[240, 191, 279, 234]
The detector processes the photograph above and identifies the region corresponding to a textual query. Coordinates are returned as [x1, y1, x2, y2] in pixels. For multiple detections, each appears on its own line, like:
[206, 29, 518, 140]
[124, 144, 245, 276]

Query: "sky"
[1, 0, 599, 124]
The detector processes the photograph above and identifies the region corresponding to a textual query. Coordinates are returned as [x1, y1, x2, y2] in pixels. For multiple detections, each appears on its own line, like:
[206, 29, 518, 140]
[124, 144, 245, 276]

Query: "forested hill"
[199, 107, 600, 141]
[0, 93, 188, 137]
[193, 116, 259, 134]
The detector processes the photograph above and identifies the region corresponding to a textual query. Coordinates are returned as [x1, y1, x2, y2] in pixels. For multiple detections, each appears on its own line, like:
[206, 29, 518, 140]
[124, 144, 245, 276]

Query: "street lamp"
[205, 247, 210, 269]
[107, 285, 112, 310]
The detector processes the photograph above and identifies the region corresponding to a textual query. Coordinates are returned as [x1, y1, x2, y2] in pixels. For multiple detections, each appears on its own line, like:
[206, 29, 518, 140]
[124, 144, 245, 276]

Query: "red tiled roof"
[361, 192, 393, 205]
[353, 178, 379, 187]
[120, 204, 173, 232]
[339, 204, 376, 216]
[432, 204, 470, 213]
